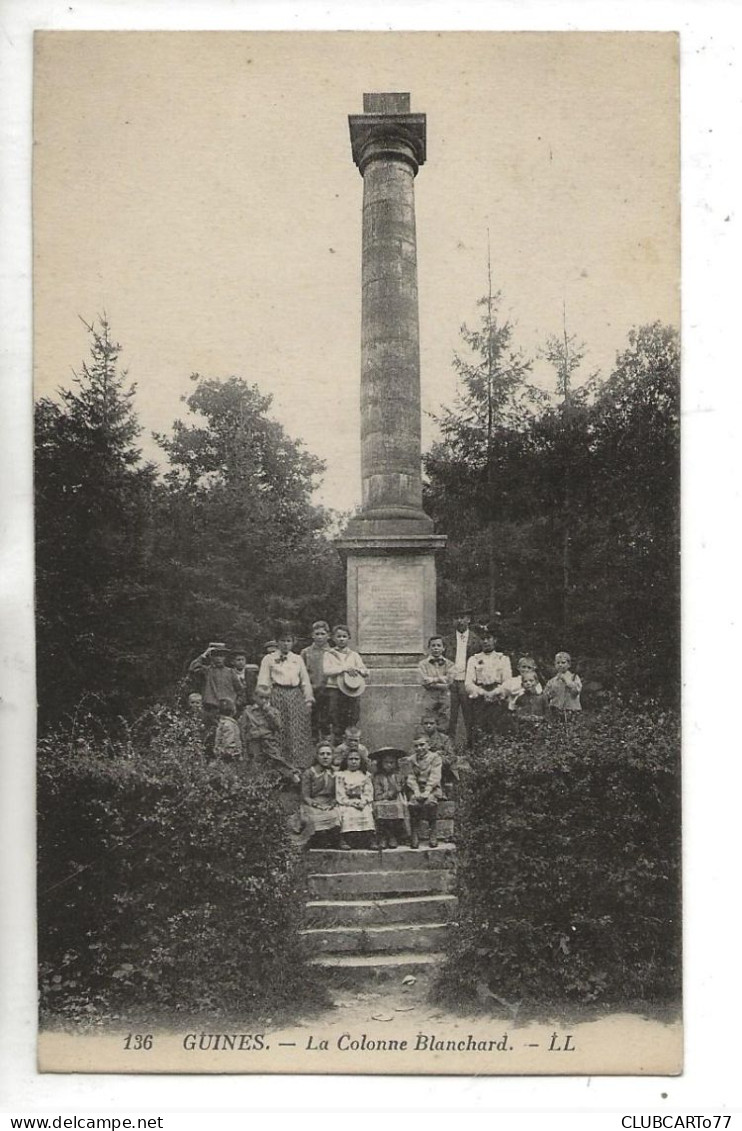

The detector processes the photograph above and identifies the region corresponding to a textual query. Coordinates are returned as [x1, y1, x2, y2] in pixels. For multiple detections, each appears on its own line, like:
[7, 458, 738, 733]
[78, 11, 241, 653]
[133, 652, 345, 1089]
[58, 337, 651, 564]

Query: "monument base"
[336, 532, 446, 750]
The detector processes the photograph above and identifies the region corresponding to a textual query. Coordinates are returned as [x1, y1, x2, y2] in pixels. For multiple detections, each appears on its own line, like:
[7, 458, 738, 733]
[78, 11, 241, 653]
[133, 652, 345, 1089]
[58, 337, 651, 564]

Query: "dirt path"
[39, 971, 682, 1076]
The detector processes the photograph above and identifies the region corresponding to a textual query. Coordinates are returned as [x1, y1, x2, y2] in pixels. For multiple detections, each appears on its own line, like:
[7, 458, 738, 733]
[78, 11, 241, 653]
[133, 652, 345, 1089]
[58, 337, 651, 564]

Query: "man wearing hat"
[188, 643, 244, 756]
[189, 643, 244, 713]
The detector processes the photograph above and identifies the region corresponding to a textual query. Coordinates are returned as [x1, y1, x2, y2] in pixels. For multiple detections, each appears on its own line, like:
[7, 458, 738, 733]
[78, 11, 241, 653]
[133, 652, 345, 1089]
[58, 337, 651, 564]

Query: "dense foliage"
[35, 320, 343, 725]
[425, 316, 680, 702]
[151, 375, 344, 668]
[436, 705, 681, 1009]
[35, 320, 158, 723]
[37, 708, 324, 1020]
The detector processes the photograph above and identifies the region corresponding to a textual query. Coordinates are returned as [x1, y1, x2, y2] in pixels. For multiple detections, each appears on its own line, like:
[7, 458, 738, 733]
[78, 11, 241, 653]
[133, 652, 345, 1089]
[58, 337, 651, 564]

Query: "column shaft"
[361, 156, 422, 515]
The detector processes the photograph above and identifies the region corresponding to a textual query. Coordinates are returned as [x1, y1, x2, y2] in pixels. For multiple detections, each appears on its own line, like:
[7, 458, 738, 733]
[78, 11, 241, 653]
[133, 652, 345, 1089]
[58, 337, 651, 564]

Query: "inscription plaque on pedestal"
[357, 559, 425, 653]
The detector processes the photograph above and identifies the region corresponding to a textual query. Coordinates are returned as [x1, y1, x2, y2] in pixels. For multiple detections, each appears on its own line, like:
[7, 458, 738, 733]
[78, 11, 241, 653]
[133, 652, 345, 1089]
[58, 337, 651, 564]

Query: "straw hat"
[337, 670, 367, 698]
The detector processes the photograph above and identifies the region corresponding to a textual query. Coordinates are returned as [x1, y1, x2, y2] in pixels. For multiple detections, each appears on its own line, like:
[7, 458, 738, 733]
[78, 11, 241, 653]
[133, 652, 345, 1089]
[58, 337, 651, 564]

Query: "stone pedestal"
[337, 533, 446, 749]
[339, 93, 445, 750]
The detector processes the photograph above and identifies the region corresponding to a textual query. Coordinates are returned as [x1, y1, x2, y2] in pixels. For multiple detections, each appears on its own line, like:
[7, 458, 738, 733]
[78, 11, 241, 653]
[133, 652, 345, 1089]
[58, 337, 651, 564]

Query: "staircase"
[302, 801, 458, 977]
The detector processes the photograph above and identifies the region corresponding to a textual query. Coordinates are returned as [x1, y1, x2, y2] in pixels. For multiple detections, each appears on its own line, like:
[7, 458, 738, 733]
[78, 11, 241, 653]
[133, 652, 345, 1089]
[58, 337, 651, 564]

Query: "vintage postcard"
[33, 30, 681, 1076]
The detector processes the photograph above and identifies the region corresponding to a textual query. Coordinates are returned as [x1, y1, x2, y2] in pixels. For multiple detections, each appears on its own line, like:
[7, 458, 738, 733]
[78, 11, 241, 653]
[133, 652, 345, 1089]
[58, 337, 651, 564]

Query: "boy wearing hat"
[189, 643, 244, 754]
[189, 643, 243, 711]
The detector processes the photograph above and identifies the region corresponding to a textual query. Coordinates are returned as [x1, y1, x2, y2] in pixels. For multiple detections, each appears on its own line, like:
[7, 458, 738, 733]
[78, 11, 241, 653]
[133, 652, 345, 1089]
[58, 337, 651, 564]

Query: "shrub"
[436, 704, 681, 1009]
[38, 706, 324, 1020]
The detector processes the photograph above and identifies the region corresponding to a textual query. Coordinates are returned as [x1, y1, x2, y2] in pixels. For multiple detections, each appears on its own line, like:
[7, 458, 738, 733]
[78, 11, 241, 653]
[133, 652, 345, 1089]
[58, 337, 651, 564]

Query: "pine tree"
[427, 285, 541, 624]
[35, 317, 156, 722]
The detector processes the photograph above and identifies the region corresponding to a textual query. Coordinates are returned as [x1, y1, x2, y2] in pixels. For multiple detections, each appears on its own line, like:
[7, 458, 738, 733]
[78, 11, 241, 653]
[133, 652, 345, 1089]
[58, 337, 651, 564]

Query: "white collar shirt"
[453, 630, 469, 679]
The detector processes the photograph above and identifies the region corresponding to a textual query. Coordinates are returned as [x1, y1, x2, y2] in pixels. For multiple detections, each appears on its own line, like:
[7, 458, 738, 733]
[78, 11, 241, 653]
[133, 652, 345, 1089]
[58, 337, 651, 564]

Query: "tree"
[428, 288, 540, 622]
[539, 314, 601, 636]
[585, 323, 680, 696]
[152, 375, 344, 671]
[426, 312, 680, 701]
[35, 317, 157, 723]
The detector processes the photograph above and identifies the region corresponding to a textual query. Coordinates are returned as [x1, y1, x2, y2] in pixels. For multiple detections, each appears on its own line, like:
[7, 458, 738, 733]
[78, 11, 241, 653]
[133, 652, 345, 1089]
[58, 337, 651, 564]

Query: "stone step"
[307, 868, 455, 900]
[305, 893, 457, 928]
[301, 921, 451, 954]
[306, 844, 456, 874]
[306, 951, 444, 978]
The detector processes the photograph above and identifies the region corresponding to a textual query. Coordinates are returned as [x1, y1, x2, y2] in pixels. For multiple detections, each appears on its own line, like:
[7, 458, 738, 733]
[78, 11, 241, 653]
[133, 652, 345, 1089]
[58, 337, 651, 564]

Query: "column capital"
[348, 111, 426, 176]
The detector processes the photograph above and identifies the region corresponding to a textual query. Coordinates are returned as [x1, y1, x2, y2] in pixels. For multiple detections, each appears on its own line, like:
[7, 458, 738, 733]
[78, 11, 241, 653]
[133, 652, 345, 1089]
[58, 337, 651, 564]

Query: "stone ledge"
[306, 950, 443, 973]
[301, 921, 451, 954]
[305, 893, 457, 928]
[307, 869, 455, 899]
[306, 844, 455, 872]
[336, 532, 446, 554]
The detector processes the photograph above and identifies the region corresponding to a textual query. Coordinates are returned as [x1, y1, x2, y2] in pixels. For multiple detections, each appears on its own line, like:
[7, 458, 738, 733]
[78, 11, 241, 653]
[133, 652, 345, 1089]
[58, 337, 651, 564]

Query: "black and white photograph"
[29, 30, 682, 1076]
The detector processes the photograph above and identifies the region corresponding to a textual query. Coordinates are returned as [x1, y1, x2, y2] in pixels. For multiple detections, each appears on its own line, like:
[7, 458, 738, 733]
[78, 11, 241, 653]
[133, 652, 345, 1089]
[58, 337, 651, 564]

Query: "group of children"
[185, 622, 584, 850]
[186, 623, 371, 769]
[300, 730, 445, 851]
[420, 629, 582, 747]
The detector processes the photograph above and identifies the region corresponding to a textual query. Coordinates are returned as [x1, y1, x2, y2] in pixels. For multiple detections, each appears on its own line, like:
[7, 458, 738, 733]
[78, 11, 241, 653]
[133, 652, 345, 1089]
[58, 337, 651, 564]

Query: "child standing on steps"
[300, 620, 332, 742]
[335, 748, 375, 850]
[324, 624, 369, 744]
[418, 635, 455, 732]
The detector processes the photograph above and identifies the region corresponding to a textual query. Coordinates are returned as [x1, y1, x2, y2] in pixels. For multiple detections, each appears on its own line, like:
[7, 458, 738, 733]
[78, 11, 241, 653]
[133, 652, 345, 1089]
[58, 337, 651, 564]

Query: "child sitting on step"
[417, 713, 464, 792]
[335, 748, 375, 850]
[299, 741, 341, 849]
[372, 748, 410, 849]
[406, 735, 444, 849]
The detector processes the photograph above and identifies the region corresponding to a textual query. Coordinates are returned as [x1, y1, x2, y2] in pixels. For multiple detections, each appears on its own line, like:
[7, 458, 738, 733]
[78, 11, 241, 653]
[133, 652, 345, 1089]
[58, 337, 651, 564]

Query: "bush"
[38, 706, 324, 1021]
[436, 704, 681, 1009]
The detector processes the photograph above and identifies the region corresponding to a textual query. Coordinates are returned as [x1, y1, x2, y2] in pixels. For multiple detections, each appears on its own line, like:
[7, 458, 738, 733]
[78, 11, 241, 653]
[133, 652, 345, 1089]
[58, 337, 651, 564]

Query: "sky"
[33, 31, 679, 512]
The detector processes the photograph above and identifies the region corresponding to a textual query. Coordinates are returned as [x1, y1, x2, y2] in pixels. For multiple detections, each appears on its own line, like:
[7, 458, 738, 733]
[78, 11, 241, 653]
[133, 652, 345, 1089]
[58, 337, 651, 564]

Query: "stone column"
[349, 91, 430, 534]
[337, 93, 446, 750]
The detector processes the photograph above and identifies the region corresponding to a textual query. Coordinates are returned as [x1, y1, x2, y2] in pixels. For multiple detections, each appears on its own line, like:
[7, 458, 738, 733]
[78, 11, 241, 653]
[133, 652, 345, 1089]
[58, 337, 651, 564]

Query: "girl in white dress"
[335, 749, 375, 850]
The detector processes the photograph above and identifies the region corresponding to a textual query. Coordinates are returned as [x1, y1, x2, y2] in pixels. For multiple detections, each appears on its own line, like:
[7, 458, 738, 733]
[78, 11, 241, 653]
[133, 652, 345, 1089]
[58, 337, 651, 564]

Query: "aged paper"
[33, 30, 681, 1078]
